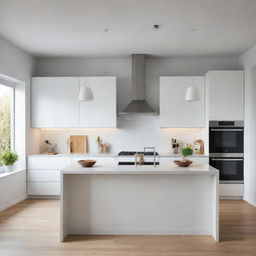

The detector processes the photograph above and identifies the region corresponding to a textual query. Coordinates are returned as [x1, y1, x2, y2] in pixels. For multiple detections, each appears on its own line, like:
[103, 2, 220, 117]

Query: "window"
[0, 84, 14, 157]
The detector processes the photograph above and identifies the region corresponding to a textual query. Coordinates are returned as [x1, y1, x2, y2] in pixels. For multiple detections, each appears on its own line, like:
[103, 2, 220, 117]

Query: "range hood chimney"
[120, 54, 157, 115]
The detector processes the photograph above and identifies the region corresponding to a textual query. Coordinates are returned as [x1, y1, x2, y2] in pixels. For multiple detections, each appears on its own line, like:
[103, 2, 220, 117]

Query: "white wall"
[0, 36, 36, 210]
[0, 36, 39, 155]
[0, 170, 26, 211]
[239, 45, 256, 206]
[34, 56, 241, 154]
[39, 116, 203, 154]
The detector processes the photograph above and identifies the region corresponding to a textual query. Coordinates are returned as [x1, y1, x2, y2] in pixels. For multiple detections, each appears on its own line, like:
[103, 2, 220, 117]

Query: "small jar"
[138, 154, 144, 165]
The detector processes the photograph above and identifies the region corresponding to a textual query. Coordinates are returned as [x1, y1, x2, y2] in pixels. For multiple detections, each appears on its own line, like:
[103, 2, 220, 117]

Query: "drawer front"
[27, 182, 60, 195]
[27, 169, 60, 182]
[27, 157, 71, 169]
[219, 184, 244, 197]
[71, 156, 116, 164]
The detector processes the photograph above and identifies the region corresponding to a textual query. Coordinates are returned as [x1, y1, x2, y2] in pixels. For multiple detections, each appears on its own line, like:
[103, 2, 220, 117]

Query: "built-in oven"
[209, 157, 244, 183]
[209, 121, 244, 154]
[209, 121, 244, 183]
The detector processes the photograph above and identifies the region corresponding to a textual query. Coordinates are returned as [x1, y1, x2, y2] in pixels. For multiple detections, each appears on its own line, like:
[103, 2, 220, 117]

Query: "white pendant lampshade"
[78, 86, 93, 101]
[185, 86, 198, 101]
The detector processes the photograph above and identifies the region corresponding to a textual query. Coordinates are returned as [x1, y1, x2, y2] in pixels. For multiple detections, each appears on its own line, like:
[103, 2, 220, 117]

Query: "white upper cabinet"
[31, 77, 54, 128]
[52, 77, 80, 127]
[160, 76, 205, 128]
[79, 77, 116, 128]
[31, 76, 117, 128]
[206, 71, 244, 121]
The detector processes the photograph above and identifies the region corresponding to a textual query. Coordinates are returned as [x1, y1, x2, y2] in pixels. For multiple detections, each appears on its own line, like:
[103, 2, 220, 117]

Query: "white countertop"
[61, 163, 218, 175]
[28, 153, 209, 158]
[159, 153, 209, 157]
[28, 153, 117, 157]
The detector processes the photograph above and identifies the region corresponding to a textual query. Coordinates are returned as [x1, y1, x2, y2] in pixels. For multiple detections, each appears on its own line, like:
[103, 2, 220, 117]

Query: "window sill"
[0, 169, 25, 179]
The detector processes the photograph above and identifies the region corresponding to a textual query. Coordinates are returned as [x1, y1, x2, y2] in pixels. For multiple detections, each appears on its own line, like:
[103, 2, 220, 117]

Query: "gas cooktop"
[118, 151, 159, 156]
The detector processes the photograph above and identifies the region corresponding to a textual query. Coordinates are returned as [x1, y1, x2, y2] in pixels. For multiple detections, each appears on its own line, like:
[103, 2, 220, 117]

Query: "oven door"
[210, 157, 244, 183]
[209, 127, 243, 153]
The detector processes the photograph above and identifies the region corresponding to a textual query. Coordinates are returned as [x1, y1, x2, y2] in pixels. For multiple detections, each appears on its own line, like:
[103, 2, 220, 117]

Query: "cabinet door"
[160, 76, 205, 127]
[27, 156, 71, 169]
[52, 77, 80, 127]
[79, 77, 116, 127]
[207, 71, 244, 120]
[27, 182, 60, 196]
[31, 77, 54, 127]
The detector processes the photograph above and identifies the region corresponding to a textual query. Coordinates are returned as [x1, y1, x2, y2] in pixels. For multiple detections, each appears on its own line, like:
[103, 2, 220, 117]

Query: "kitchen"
[0, 0, 256, 255]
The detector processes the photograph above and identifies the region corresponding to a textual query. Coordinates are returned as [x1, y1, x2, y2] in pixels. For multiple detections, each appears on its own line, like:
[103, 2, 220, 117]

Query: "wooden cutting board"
[69, 135, 88, 153]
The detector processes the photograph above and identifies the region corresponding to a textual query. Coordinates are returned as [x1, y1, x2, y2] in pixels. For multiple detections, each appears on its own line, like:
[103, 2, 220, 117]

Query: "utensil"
[78, 160, 96, 167]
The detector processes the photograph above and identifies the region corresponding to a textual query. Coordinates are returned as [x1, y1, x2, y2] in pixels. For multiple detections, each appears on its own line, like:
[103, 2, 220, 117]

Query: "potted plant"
[0, 151, 18, 172]
[174, 145, 193, 167]
[182, 145, 193, 161]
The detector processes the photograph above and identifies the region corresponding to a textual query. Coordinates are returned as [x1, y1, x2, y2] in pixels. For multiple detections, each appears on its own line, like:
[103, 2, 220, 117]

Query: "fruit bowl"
[173, 160, 193, 167]
[78, 160, 97, 167]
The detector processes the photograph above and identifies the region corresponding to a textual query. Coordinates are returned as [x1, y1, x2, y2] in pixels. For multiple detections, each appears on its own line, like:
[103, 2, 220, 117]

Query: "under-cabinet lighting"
[160, 128, 203, 131]
[39, 128, 117, 131]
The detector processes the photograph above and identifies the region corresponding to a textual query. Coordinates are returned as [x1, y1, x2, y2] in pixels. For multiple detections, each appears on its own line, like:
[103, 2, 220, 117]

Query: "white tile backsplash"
[39, 115, 205, 154]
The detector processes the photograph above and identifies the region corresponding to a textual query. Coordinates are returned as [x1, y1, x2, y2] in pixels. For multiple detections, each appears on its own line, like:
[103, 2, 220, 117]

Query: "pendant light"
[78, 86, 93, 101]
[185, 77, 198, 101]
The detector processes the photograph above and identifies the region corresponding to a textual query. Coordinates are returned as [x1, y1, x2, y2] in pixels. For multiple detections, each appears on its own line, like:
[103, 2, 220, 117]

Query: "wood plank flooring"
[0, 199, 255, 256]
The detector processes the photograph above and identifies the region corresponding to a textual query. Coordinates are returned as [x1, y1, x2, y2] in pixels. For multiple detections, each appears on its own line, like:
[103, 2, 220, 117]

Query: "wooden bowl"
[173, 160, 193, 167]
[78, 160, 96, 167]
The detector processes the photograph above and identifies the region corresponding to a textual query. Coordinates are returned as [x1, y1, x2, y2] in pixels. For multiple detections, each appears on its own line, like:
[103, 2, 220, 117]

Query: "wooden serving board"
[69, 135, 88, 153]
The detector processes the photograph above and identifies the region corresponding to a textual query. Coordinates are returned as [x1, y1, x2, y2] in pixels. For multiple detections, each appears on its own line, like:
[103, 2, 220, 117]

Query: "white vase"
[4, 165, 13, 172]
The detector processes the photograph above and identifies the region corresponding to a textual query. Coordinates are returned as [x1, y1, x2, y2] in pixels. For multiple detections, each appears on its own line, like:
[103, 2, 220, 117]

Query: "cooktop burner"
[118, 151, 159, 156]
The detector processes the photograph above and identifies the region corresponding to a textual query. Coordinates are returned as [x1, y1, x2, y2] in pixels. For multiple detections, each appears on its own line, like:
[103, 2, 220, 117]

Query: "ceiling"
[0, 0, 256, 57]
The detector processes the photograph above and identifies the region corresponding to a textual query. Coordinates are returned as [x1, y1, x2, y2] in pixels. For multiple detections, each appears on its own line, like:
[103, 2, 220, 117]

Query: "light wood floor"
[0, 200, 256, 256]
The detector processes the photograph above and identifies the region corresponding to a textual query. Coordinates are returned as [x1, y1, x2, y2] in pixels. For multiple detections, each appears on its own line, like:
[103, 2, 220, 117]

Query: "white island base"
[61, 163, 219, 242]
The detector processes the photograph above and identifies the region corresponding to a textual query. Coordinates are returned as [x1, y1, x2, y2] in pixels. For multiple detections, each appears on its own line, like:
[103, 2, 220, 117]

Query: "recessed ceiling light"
[153, 24, 160, 30]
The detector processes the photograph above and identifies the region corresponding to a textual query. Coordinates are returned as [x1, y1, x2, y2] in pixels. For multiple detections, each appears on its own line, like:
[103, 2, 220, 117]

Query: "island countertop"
[61, 163, 219, 175]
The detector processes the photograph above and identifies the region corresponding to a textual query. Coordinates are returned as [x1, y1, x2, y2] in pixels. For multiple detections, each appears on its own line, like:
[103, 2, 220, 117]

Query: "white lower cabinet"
[27, 182, 60, 196]
[219, 184, 244, 198]
[27, 170, 60, 182]
[27, 156, 116, 196]
[27, 156, 72, 197]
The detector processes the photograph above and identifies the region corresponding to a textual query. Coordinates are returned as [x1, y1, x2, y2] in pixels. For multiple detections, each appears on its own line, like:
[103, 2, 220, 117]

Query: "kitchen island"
[60, 163, 219, 242]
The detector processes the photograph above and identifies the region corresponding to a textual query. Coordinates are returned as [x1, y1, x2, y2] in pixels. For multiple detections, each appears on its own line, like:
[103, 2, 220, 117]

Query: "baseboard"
[244, 198, 256, 207]
[220, 196, 243, 200]
[68, 228, 212, 236]
[0, 195, 27, 212]
[27, 195, 60, 199]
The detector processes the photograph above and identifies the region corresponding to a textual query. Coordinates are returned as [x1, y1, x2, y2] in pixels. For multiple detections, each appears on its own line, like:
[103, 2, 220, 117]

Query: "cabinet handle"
[211, 158, 243, 161]
[210, 129, 243, 132]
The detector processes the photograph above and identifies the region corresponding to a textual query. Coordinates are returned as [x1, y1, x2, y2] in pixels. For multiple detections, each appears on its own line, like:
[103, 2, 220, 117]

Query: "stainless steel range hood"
[119, 54, 157, 115]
